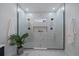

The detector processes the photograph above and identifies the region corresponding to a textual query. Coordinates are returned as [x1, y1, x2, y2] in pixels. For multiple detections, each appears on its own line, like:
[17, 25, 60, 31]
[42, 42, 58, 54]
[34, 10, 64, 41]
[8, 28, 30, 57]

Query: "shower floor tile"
[21, 49, 66, 56]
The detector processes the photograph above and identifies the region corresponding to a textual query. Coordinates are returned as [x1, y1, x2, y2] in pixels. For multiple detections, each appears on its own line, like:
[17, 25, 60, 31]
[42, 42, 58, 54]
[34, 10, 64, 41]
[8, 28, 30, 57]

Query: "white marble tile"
[21, 50, 66, 56]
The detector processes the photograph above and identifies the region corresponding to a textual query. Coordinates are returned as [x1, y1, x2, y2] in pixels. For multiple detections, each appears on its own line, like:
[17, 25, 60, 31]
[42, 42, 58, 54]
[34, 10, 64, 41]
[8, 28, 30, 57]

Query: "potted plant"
[8, 33, 29, 55]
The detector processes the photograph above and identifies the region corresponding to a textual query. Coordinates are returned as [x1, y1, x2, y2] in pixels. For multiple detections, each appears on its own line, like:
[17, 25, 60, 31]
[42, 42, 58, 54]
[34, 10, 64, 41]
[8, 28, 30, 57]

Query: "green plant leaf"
[21, 33, 29, 40]
[8, 33, 29, 47]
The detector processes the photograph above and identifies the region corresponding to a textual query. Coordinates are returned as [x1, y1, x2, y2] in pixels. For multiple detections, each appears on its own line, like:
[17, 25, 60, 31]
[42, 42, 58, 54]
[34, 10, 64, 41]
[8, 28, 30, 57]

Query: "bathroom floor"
[21, 49, 66, 56]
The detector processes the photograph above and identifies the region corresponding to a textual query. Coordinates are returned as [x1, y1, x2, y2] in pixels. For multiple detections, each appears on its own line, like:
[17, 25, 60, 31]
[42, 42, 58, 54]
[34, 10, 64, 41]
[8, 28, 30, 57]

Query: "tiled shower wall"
[65, 3, 79, 56]
[0, 3, 17, 56]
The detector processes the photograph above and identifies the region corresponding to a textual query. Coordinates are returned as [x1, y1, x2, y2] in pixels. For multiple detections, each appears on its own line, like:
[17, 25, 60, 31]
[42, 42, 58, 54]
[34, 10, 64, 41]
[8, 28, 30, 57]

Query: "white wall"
[0, 3, 17, 56]
[65, 3, 79, 56]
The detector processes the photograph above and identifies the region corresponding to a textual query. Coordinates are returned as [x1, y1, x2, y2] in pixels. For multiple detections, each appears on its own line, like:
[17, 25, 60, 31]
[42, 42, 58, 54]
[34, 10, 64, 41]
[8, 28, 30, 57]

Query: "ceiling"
[18, 3, 64, 13]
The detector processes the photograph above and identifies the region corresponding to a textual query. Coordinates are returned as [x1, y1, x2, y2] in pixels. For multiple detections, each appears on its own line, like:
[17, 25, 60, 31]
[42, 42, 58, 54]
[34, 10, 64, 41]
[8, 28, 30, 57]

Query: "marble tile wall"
[65, 3, 79, 56]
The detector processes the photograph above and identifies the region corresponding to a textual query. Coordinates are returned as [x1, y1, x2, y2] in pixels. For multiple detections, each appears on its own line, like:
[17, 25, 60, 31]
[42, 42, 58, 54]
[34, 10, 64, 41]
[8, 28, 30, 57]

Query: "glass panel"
[17, 3, 65, 49]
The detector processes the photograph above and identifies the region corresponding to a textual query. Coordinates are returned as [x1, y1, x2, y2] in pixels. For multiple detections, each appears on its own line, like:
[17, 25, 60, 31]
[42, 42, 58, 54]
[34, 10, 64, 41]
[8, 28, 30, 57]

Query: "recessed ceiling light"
[61, 6, 64, 10]
[17, 8, 21, 12]
[49, 13, 52, 15]
[52, 8, 55, 10]
[26, 8, 29, 11]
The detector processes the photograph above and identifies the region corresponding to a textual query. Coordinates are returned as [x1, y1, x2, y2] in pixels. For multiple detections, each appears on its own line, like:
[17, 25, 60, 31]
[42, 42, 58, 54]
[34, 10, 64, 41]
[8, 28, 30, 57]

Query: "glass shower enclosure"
[17, 3, 65, 50]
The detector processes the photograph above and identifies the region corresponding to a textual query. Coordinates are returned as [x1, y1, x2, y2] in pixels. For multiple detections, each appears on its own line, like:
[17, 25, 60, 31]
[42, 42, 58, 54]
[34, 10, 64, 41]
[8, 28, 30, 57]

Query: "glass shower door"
[17, 3, 65, 49]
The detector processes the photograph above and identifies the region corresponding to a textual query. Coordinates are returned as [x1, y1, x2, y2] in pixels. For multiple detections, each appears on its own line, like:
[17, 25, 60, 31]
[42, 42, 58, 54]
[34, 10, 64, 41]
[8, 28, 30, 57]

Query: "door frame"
[17, 3, 65, 50]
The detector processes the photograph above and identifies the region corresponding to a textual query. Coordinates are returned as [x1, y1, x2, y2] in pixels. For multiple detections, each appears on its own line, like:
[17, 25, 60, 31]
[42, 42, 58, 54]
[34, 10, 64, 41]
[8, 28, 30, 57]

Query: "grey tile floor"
[21, 49, 66, 56]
